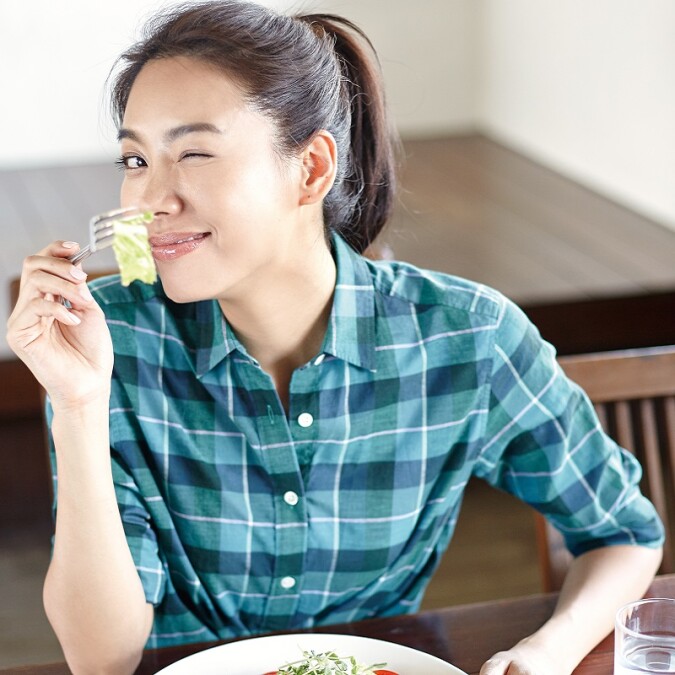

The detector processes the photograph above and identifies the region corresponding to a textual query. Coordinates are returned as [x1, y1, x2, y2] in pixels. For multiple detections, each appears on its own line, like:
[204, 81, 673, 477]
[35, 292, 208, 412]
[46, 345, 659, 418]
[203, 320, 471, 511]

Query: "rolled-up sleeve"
[473, 299, 665, 556]
[110, 451, 167, 606]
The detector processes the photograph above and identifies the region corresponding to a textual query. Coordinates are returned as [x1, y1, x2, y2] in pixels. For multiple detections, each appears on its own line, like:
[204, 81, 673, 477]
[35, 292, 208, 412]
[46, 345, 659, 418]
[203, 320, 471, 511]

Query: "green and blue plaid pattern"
[48, 234, 663, 648]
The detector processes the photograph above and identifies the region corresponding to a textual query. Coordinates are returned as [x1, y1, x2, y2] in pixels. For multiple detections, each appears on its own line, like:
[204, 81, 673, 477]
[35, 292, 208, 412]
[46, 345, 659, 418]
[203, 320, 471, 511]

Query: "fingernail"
[70, 267, 87, 280]
[66, 312, 81, 325]
[80, 285, 93, 301]
[62, 241, 78, 249]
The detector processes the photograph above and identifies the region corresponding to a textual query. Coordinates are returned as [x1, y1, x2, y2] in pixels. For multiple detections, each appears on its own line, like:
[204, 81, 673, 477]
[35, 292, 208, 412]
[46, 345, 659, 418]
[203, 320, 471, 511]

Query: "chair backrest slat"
[594, 403, 608, 431]
[665, 397, 675, 502]
[614, 400, 634, 451]
[639, 399, 672, 570]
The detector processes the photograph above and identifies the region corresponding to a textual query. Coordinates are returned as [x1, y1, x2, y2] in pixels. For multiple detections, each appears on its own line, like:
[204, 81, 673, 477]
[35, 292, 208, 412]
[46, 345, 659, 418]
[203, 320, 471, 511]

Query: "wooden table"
[3, 575, 673, 675]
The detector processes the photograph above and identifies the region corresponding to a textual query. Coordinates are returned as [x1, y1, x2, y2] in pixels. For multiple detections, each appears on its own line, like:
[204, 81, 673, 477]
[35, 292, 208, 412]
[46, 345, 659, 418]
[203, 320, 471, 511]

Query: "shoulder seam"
[371, 262, 504, 320]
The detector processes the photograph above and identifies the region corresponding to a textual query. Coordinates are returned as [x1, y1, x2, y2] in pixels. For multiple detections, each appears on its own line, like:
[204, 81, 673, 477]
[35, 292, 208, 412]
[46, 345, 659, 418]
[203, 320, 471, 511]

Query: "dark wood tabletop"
[3, 574, 673, 675]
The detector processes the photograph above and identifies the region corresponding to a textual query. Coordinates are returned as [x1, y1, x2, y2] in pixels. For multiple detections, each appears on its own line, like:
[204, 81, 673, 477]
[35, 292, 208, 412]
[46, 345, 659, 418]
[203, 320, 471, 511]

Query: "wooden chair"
[536, 345, 675, 592]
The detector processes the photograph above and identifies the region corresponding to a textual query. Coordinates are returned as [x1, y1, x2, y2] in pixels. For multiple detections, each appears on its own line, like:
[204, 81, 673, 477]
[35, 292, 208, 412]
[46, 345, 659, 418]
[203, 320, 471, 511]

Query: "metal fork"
[68, 206, 143, 265]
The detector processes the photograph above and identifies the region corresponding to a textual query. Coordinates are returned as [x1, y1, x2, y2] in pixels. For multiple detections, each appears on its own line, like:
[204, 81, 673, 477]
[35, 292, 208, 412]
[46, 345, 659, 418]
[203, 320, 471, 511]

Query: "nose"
[121, 168, 183, 223]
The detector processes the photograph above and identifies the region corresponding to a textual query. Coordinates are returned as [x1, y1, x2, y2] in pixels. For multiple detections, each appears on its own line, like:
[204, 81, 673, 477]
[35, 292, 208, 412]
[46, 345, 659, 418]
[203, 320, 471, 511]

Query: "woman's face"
[119, 56, 311, 304]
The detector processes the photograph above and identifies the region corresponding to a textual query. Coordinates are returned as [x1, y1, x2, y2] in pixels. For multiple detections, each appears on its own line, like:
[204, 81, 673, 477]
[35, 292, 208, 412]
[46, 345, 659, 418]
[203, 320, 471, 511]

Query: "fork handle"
[68, 245, 92, 265]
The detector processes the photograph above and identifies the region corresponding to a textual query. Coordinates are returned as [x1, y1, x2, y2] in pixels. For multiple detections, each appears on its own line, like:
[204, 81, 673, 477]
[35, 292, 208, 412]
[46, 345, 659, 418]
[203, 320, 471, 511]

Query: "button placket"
[288, 364, 321, 473]
[237, 360, 307, 631]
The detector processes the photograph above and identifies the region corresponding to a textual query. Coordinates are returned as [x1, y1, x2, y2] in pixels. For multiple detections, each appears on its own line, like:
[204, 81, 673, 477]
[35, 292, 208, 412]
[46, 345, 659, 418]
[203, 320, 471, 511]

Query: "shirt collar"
[190, 231, 377, 376]
[194, 299, 232, 377]
[320, 232, 377, 372]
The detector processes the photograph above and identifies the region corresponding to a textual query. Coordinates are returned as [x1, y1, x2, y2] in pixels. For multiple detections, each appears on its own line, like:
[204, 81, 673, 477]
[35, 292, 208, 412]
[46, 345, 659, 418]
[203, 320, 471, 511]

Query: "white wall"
[0, 0, 475, 169]
[280, 0, 478, 136]
[476, 0, 675, 230]
[0, 1, 155, 168]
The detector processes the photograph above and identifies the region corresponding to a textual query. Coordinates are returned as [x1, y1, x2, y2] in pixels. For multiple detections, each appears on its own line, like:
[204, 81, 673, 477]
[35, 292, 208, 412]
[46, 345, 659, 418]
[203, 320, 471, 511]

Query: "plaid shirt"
[48, 233, 663, 648]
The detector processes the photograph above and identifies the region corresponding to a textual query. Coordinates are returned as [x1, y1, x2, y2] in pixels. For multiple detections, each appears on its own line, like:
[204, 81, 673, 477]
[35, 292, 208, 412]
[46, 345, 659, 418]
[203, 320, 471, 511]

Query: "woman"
[7, 2, 663, 673]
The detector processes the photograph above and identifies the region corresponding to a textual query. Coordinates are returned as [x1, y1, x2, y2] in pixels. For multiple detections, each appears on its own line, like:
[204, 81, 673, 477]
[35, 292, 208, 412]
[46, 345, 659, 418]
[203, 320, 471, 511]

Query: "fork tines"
[68, 206, 144, 265]
[89, 221, 116, 253]
[89, 206, 141, 253]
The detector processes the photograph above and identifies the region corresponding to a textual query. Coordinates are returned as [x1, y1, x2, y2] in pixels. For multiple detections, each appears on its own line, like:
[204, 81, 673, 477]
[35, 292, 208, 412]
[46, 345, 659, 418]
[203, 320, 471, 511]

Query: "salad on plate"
[261, 649, 397, 674]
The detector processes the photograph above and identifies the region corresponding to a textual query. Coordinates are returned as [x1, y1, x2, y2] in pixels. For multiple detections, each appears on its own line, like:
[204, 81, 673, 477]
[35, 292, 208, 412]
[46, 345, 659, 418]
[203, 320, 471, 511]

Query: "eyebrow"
[117, 122, 224, 143]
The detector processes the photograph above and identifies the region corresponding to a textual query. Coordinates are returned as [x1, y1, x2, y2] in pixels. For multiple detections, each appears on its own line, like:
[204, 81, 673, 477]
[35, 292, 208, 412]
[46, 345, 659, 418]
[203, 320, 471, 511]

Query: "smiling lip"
[149, 232, 210, 261]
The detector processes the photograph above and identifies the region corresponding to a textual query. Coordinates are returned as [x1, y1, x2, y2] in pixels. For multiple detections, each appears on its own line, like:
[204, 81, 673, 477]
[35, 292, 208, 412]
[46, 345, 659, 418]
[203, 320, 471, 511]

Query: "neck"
[218, 237, 336, 408]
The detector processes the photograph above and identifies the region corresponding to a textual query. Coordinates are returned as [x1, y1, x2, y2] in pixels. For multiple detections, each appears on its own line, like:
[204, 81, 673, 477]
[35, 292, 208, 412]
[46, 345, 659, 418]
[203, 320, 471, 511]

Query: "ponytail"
[110, 1, 399, 253]
[297, 14, 399, 252]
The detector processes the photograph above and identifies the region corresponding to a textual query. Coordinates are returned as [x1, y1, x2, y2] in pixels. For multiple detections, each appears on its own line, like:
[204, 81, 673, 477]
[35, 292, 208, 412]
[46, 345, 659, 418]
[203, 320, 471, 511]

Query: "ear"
[298, 130, 338, 206]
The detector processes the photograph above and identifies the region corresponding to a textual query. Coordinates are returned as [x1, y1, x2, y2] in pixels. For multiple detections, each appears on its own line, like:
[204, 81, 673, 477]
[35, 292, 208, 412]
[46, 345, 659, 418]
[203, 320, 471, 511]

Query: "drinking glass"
[615, 598, 675, 674]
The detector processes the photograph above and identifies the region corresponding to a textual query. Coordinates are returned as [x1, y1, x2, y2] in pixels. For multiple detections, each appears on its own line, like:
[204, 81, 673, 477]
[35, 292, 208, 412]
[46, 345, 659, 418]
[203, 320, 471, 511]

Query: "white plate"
[155, 632, 467, 674]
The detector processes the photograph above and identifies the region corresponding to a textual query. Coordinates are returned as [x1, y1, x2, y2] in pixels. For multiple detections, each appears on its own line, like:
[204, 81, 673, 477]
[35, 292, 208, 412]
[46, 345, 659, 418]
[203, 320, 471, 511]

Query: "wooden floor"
[2, 133, 675, 666]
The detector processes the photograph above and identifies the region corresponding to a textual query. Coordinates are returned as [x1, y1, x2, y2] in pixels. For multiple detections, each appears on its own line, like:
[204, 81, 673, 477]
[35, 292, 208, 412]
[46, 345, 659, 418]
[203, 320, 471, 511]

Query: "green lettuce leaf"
[111, 211, 157, 286]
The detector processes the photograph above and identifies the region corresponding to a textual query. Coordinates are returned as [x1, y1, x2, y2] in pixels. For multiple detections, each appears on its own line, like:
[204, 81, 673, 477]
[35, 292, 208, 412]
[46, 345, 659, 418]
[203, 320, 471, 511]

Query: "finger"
[19, 272, 93, 311]
[32, 296, 82, 326]
[16, 267, 93, 312]
[16, 244, 87, 305]
[38, 240, 81, 259]
[483, 659, 535, 675]
[480, 655, 509, 674]
[8, 296, 82, 352]
[22, 250, 87, 284]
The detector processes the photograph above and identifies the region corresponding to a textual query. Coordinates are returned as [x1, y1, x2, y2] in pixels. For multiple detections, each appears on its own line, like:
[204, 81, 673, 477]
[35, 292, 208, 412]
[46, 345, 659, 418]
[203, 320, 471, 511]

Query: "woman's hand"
[480, 637, 561, 675]
[6, 241, 113, 407]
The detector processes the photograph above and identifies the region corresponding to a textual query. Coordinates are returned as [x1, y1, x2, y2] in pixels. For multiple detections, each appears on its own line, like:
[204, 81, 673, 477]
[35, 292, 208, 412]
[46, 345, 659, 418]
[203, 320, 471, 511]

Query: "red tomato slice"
[261, 668, 398, 674]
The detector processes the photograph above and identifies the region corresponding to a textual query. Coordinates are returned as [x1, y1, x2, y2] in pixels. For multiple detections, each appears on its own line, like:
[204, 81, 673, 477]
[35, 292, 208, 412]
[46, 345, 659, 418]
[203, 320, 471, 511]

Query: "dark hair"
[110, 0, 399, 253]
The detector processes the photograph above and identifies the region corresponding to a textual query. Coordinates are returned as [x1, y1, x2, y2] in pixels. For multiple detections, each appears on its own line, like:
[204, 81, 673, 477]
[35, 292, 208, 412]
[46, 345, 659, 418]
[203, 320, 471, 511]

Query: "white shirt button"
[280, 576, 296, 590]
[297, 412, 314, 428]
[314, 354, 326, 366]
[283, 491, 299, 506]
